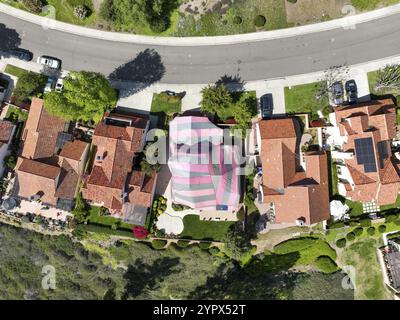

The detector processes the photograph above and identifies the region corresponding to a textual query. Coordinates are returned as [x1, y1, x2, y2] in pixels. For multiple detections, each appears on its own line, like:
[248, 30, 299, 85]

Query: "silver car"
[37, 55, 61, 69]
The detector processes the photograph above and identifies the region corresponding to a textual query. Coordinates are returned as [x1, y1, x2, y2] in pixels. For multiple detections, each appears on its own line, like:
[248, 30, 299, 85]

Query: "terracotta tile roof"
[59, 140, 88, 161]
[22, 98, 67, 160]
[259, 118, 329, 225]
[334, 99, 400, 205]
[17, 158, 60, 180]
[258, 118, 296, 139]
[0, 120, 14, 143]
[83, 112, 154, 214]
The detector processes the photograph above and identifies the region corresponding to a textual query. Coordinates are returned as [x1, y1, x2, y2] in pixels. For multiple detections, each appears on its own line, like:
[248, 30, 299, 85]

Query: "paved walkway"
[2, 3, 400, 45]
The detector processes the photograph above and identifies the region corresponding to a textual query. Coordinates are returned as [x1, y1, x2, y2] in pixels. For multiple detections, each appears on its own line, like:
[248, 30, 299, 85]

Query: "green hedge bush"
[336, 238, 347, 248]
[152, 239, 167, 250]
[360, 219, 371, 228]
[254, 15, 266, 27]
[198, 242, 211, 250]
[314, 255, 338, 274]
[354, 227, 363, 237]
[385, 214, 397, 223]
[346, 232, 356, 241]
[367, 226, 376, 236]
[176, 240, 191, 248]
[329, 222, 345, 229]
[379, 224, 387, 233]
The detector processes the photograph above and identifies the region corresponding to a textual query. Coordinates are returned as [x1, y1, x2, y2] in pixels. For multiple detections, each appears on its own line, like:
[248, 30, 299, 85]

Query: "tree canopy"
[44, 71, 117, 123]
[13, 71, 46, 104]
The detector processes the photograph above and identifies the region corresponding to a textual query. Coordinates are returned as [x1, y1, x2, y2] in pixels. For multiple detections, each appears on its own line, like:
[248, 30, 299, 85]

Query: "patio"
[13, 200, 71, 222]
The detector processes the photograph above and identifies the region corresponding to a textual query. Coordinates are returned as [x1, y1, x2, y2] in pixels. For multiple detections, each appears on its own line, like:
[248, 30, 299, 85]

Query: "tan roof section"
[17, 158, 60, 180]
[334, 99, 400, 205]
[259, 118, 330, 225]
[59, 140, 88, 161]
[82, 112, 155, 214]
[22, 97, 67, 160]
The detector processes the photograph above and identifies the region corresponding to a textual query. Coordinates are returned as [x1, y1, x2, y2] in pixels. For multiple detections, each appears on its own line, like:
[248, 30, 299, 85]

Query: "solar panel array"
[377, 141, 389, 169]
[354, 137, 377, 173]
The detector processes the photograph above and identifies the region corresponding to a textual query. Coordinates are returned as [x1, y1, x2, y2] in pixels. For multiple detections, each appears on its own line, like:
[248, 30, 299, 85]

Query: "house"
[0, 120, 16, 178]
[82, 111, 156, 226]
[168, 116, 242, 220]
[256, 118, 330, 225]
[14, 98, 89, 210]
[327, 99, 400, 206]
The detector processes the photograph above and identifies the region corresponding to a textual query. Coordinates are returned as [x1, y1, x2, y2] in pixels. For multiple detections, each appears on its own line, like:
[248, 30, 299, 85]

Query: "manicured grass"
[284, 81, 329, 116]
[340, 237, 389, 299]
[150, 93, 182, 115]
[273, 237, 337, 267]
[4, 64, 28, 78]
[179, 214, 235, 241]
[46, 0, 97, 26]
[86, 206, 134, 230]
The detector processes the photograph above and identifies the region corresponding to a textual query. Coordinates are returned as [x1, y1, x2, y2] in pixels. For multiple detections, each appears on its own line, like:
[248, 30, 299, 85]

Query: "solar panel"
[354, 137, 377, 173]
[377, 141, 389, 169]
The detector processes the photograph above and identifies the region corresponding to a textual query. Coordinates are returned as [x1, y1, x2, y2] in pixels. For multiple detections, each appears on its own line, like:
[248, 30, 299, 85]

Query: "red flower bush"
[133, 226, 149, 239]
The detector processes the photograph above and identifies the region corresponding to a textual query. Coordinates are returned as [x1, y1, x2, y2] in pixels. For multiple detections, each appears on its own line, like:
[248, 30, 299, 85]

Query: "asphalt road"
[1, 12, 400, 84]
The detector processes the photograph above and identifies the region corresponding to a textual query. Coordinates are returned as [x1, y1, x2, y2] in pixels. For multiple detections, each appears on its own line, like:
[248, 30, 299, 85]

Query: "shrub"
[151, 239, 167, 250]
[349, 221, 359, 227]
[172, 203, 190, 211]
[314, 255, 338, 274]
[378, 224, 387, 233]
[236, 210, 245, 221]
[353, 227, 363, 237]
[329, 222, 345, 229]
[367, 226, 376, 236]
[233, 16, 242, 24]
[176, 240, 191, 248]
[360, 219, 371, 228]
[22, 0, 43, 13]
[346, 232, 355, 241]
[254, 15, 266, 27]
[74, 5, 88, 20]
[385, 214, 397, 223]
[133, 226, 148, 239]
[336, 238, 347, 248]
[209, 246, 220, 255]
[198, 242, 211, 250]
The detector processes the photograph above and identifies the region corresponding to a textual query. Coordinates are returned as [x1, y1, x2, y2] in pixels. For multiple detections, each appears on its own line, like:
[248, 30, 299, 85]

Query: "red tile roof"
[259, 118, 330, 225]
[334, 99, 400, 205]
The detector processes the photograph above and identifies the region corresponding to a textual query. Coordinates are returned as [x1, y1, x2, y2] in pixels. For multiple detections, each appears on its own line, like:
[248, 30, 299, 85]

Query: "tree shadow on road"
[0, 23, 22, 57]
[109, 49, 166, 97]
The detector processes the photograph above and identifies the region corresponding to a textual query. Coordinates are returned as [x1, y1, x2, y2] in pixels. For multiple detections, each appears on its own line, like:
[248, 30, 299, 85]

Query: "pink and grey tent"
[168, 116, 241, 211]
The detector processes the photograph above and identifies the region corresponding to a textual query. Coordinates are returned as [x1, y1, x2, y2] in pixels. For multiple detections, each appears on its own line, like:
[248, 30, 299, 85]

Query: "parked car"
[37, 55, 61, 69]
[0, 86, 6, 102]
[345, 80, 358, 104]
[55, 78, 64, 92]
[44, 77, 56, 93]
[260, 93, 273, 119]
[332, 81, 344, 105]
[9, 49, 33, 61]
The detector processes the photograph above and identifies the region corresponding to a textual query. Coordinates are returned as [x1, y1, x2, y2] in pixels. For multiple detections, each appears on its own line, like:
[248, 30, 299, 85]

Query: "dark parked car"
[345, 80, 358, 104]
[9, 49, 33, 61]
[332, 81, 344, 105]
[260, 93, 273, 119]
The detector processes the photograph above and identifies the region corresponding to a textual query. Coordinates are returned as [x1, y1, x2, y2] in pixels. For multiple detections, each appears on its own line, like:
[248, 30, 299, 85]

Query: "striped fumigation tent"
[168, 116, 241, 211]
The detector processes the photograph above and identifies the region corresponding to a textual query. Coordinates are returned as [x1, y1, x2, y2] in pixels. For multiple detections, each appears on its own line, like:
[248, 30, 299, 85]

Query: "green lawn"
[273, 237, 337, 267]
[340, 237, 389, 299]
[179, 215, 235, 241]
[86, 206, 135, 230]
[4, 65, 28, 78]
[284, 81, 329, 116]
[150, 93, 182, 114]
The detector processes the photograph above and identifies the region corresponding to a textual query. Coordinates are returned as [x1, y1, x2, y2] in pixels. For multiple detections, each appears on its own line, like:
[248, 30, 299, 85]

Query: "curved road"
[1, 11, 400, 84]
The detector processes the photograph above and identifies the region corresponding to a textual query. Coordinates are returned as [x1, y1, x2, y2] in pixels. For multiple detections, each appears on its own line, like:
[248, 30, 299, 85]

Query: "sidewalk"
[1, 2, 400, 46]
